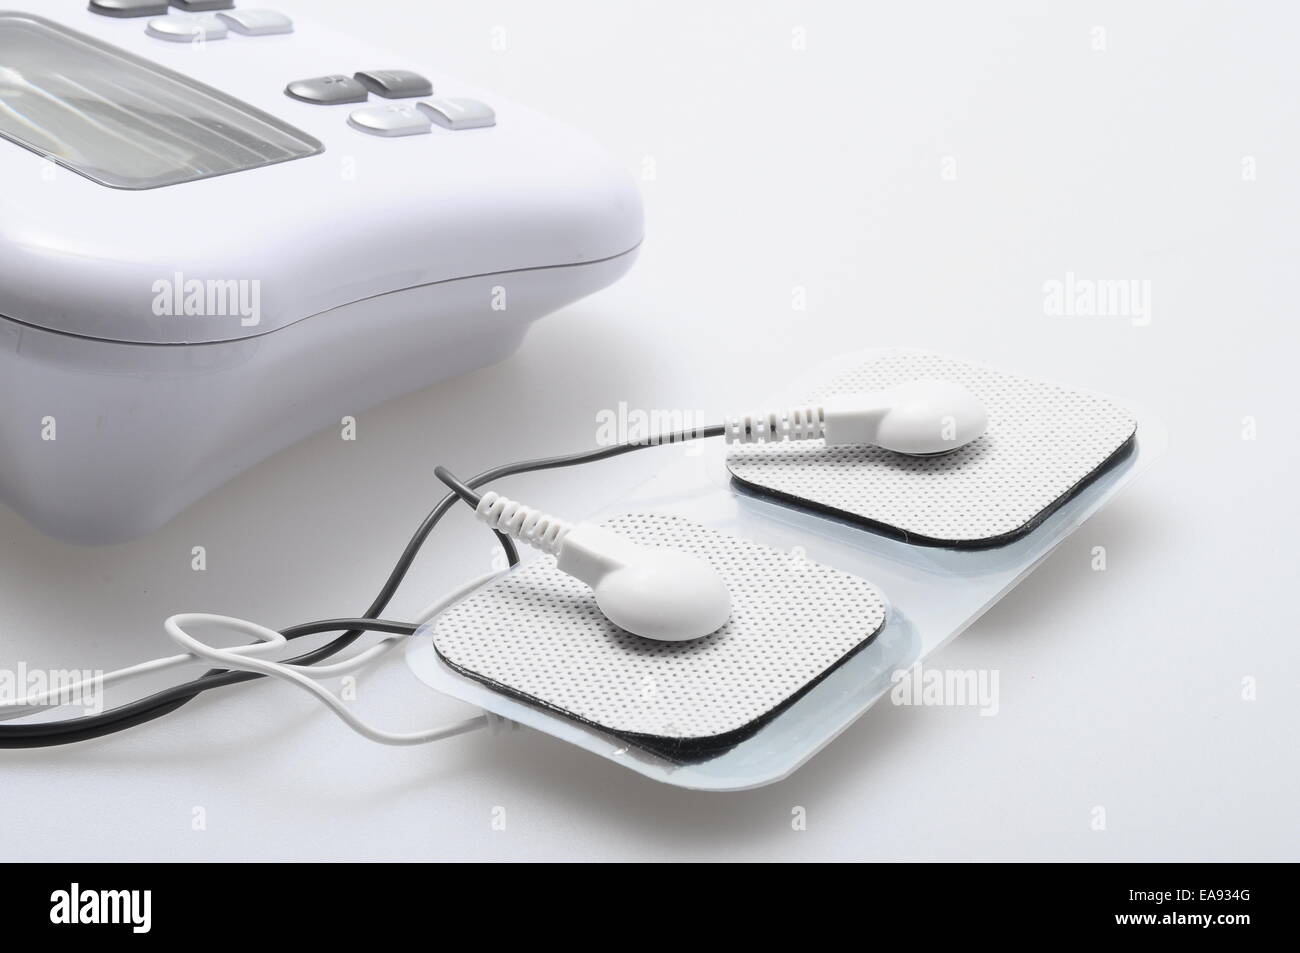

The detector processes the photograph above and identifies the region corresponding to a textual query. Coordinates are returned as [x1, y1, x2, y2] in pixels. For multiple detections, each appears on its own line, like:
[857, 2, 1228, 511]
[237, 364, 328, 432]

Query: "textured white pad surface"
[727, 350, 1137, 546]
[432, 514, 887, 751]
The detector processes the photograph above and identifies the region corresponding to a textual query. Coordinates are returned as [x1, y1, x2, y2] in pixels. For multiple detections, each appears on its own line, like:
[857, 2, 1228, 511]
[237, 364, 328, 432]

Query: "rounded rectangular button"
[354, 70, 433, 99]
[347, 104, 433, 138]
[418, 97, 496, 130]
[146, 15, 228, 41]
[90, 0, 171, 16]
[215, 10, 293, 36]
[169, 0, 235, 10]
[285, 75, 369, 105]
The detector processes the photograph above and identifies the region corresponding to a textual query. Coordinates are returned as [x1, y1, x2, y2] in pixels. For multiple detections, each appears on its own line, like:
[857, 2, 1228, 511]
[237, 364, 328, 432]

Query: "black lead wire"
[0, 619, 420, 747]
[433, 466, 482, 507]
[0, 425, 725, 748]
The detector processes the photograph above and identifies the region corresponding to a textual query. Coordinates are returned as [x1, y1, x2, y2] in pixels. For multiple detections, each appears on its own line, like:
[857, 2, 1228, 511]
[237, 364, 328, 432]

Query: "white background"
[2, 0, 1297, 861]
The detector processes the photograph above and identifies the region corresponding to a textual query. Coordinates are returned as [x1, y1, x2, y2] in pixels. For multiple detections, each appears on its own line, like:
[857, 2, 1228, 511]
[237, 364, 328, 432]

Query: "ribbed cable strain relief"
[724, 406, 825, 444]
[474, 491, 572, 555]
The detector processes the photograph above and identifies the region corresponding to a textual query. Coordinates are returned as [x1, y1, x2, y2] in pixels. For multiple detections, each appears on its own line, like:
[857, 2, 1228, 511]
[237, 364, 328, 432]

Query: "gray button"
[418, 97, 496, 130]
[215, 10, 293, 35]
[146, 14, 228, 41]
[347, 104, 433, 138]
[90, 0, 170, 17]
[169, 0, 234, 10]
[285, 74, 369, 106]
[354, 70, 433, 99]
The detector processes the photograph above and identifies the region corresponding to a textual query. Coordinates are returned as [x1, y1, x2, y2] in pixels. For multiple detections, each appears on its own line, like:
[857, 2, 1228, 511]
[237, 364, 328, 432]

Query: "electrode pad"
[726, 351, 1137, 547]
[409, 349, 1163, 788]
[431, 514, 887, 759]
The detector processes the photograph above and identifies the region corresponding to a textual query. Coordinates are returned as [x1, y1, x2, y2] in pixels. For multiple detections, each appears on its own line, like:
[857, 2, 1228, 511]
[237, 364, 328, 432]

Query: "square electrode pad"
[432, 514, 887, 759]
[726, 351, 1137, 547]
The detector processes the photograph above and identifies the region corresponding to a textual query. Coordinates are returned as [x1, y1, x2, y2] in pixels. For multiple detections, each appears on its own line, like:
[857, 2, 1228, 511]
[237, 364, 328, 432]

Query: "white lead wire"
[1, 572, 502, 738]
[161, 572, 502, 746]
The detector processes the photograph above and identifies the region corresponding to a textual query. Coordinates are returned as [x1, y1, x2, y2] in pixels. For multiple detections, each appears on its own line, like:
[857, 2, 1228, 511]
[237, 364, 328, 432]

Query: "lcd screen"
[0, 13, 322, 189]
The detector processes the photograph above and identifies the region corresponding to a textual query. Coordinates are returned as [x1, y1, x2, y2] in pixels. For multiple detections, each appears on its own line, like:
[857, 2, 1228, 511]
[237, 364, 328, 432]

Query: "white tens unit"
[0, 2, 642, 542]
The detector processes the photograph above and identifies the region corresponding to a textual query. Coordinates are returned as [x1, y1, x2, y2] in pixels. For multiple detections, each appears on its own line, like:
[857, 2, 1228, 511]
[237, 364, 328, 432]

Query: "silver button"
[418, 98, 496, 130]
[347, 104, 433, 138]
[89, 0, 170, 16]
[285, 75, 369, 106]
[215, 10, 293, 36]
[146, 15, 229, 42]
[169, 0, 235, 10]
[354, 70, 433, 99]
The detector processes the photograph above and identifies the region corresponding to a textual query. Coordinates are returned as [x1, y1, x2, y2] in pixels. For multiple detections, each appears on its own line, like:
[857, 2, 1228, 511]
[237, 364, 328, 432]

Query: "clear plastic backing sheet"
[407, 349, 1166, 790]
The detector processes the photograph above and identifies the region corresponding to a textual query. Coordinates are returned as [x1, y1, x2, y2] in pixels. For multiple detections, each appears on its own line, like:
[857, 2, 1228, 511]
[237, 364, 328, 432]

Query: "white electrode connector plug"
[725, 379, 989, 455]
[474, 491, 732, 643]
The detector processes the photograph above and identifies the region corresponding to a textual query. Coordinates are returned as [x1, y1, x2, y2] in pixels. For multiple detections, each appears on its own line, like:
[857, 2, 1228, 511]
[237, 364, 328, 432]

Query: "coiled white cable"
[2, 572, 501, 737]
[0, 637, 401, 723]
[161, 571, 505, 746]
[1, 615, 413, 723]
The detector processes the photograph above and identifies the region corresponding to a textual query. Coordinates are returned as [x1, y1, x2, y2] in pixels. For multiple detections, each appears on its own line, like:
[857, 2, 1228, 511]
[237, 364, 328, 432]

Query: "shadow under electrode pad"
[431, 514, 887, 760]
[726, 350, 1138, 548]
